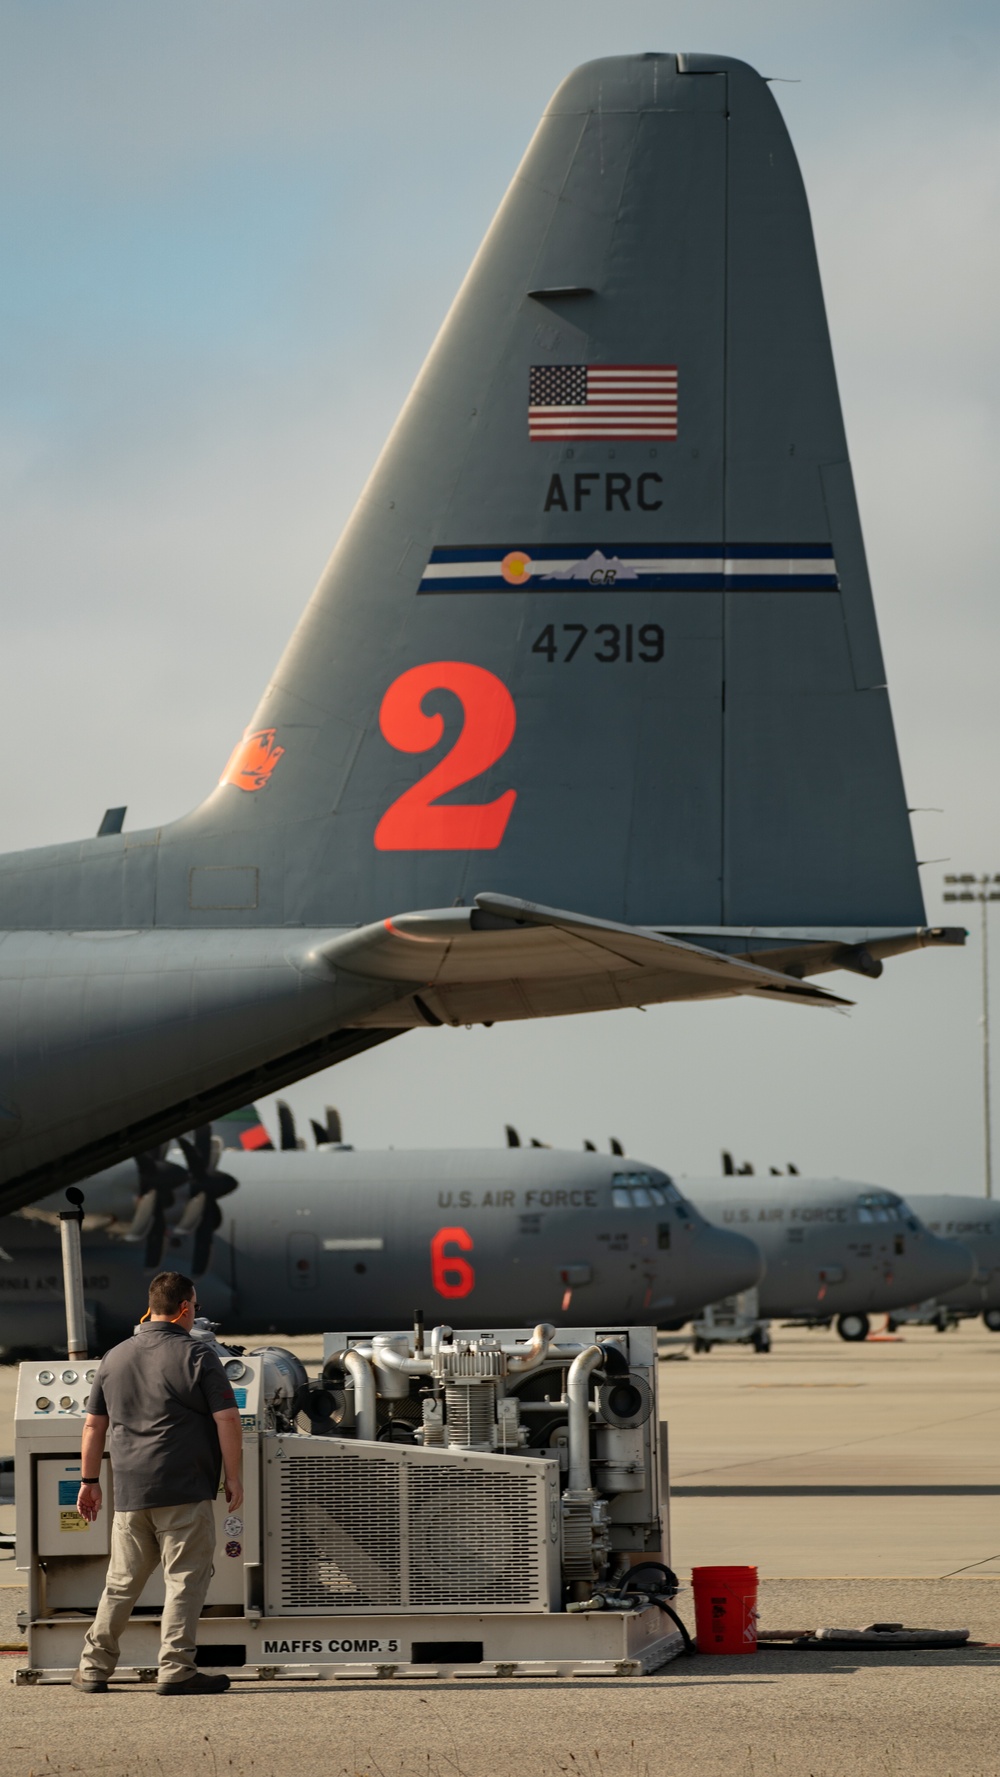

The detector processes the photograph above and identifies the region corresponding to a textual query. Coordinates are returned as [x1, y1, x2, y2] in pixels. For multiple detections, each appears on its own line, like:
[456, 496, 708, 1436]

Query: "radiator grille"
[278, 1453, 402, 1610]
[267, 1440, 553, 1614]
[407, 1466, 541, 1605]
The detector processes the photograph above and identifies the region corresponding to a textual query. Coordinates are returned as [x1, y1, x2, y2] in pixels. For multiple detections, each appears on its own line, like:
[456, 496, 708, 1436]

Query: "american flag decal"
[528, 364, 678, 440]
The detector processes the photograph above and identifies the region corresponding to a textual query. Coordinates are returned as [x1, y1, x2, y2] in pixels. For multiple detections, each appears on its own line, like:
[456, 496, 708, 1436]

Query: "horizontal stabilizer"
[326, 894, 852, 1027]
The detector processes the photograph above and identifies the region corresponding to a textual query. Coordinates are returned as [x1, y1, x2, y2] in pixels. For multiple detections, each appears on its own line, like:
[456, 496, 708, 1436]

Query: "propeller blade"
[124, 1148, 185, 1242]
[722, 1150, 735, 1176]
[176, 1190, 207, 1234]
[584, 1140, 597, 1152]
[788, 1163, 800, 1175]
[769, 1166, 780, 1175]
[178, 1135, 209, 1181]
[191, 1198, 223, 1277]
[129, 1192, 159, 1241]
[325, 1106, 343, 1145]
[143, 1200, 167, 1270]
[191, 1124, 213, 1169]
[311, 1119, 330, 1147]
[505, 1125, 521, 1148]
[610, 1138, 624, 1157]
[277, 1100, 298, 1150]
[177, 1135, 238, 1200]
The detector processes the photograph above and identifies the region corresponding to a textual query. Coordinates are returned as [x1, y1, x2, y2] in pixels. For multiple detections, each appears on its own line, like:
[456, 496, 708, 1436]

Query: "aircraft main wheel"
[837, 1312, 870, 1343]
[692, 1336, 713, 1354]
[752, 1328, 771, 1353]
[984, 1309, 1000, 1332]
[886, 1317, 898, 1333]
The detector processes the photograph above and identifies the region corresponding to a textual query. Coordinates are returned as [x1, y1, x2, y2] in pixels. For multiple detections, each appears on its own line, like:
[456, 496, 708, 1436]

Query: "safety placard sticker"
[224, 1514, 244, 1537]
[58, 1480, 81, 1505]
[59, 1510, 88, 1533]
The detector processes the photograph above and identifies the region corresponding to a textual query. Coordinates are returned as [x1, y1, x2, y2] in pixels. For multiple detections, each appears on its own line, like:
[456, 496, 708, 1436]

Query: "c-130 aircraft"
[1, 1107, 761, 1349]
[0, 53, 960, 1217]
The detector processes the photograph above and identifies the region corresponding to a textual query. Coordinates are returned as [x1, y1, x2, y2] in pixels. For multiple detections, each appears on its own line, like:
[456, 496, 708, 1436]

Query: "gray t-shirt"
[88, 1323, 237, 1512]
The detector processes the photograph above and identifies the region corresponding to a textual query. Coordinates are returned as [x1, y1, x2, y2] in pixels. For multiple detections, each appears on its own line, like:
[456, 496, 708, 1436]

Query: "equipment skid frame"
[17, 1605, 684, 1683]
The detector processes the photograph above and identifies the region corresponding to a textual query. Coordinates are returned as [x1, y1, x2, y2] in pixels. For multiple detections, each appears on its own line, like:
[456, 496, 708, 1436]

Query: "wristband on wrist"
[81, 1476, 100, 1485]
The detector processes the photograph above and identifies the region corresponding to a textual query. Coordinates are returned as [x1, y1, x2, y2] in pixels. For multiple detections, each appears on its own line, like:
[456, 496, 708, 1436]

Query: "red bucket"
[691, 1565, 758, 1654]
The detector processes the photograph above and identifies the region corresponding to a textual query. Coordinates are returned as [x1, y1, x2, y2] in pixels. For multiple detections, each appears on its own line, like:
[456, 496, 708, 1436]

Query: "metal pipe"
[59, 1191, 87, 1362]
[504, 1323, 557, 1372]
[566, 1344, 603, 1493]
[371, 1335, 433, 1377]
[326, 1347, 377, 1441]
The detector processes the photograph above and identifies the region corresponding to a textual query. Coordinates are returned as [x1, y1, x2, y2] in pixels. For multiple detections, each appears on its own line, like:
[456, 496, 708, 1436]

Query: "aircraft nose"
[908, 1233, 974, 1299]
[707, 1225, 764, 1297]
[673, 1224, 762, 1314]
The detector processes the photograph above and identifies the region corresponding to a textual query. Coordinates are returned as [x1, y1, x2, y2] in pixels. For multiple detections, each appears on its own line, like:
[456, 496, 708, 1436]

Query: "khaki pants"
[80, 1500, 216, 1686]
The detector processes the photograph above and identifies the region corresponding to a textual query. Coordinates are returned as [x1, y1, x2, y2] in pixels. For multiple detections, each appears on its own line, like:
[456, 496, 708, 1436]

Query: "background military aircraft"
[0, 1108, 761, 1351]
[677, 1171, 973, 1340]
[897, 1195, 1000, 1332]
[0, 52, 959, 1220]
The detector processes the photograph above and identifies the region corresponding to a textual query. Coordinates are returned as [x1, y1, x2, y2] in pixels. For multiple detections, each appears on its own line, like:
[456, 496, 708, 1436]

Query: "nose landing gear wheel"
[984, 1309, 1000, 1332]
[837, 1312, 870, 1343]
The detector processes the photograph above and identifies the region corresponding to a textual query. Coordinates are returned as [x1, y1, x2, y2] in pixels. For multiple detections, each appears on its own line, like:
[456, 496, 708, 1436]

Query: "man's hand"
[77, 1481, 102, 1522]
[214, 1407, 244, 1515]
[79, 1413, 109, 1524]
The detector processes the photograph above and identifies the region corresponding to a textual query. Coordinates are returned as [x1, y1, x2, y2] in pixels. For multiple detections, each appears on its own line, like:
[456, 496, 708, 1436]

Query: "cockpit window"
[855, 1191, 910, 1225]
[611, 1173, 688, 1213]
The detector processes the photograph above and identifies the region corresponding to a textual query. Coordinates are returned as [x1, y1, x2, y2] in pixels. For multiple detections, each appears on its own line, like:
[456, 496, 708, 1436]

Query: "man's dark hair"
[148, 1272, 195, 1317]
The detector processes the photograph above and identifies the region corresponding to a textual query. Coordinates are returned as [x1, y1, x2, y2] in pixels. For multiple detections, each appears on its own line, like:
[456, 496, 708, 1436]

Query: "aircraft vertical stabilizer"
[0, 56, 961, 1211]
[150, 53, 925, 936]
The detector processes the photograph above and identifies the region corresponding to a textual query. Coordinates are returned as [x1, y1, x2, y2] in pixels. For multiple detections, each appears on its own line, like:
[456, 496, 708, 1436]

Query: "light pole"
[943, 873, 1000, 1198]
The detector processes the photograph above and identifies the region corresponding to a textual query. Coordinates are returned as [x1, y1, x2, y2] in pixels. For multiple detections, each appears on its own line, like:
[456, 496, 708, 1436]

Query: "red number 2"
[431, 1226, 475, 1299]
[374, 661, 517, 851]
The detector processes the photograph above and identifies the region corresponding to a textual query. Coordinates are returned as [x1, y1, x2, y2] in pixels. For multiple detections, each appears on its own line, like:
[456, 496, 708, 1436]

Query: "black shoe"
[157, 1671, 231, 1696]
[71, 1668, 109, 1693]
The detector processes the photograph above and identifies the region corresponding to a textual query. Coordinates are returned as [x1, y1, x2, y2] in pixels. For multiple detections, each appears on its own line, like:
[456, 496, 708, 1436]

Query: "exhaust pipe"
[59, 1187, 88, 1362]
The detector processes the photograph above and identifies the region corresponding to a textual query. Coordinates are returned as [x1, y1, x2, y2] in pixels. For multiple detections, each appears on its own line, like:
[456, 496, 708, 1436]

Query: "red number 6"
[374, 661, 517, 851]
[431, 1226, 475, 1299]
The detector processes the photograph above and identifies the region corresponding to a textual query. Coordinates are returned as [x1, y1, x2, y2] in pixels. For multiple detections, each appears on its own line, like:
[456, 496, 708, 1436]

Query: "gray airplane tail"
[0, 55, 960, 1009]
[0, 53, 965, 1210]
[164, 55, 926, 950]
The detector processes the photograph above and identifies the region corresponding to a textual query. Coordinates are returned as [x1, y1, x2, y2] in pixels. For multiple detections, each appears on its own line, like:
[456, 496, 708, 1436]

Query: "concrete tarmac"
[3, 1319, 1000, 1777]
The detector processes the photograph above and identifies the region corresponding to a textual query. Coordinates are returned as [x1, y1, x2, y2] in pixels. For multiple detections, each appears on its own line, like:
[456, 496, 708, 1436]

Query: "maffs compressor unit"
[15, 1319, 684, 1680]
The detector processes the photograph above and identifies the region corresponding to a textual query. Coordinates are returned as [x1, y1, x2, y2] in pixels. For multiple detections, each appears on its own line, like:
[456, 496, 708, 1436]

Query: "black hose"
[616, 1563, 694, 1656]
[620, 1561, 680, 1599]
[652, 1597, 695, 1655]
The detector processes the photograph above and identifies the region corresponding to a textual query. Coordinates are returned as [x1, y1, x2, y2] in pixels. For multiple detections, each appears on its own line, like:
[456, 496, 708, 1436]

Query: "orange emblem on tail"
[220, 727, 285, 793]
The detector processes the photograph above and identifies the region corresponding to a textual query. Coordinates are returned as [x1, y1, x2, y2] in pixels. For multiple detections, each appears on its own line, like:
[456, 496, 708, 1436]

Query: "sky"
[2, 1, 999, 1192]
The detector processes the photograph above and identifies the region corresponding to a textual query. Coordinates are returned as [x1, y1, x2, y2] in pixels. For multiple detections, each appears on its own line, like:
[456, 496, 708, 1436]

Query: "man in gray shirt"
[73, 1271, 243, 1695]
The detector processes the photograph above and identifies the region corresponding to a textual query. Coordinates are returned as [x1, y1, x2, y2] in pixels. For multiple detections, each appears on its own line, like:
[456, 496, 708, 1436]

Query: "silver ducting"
[318, 1323, 662, 1595]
